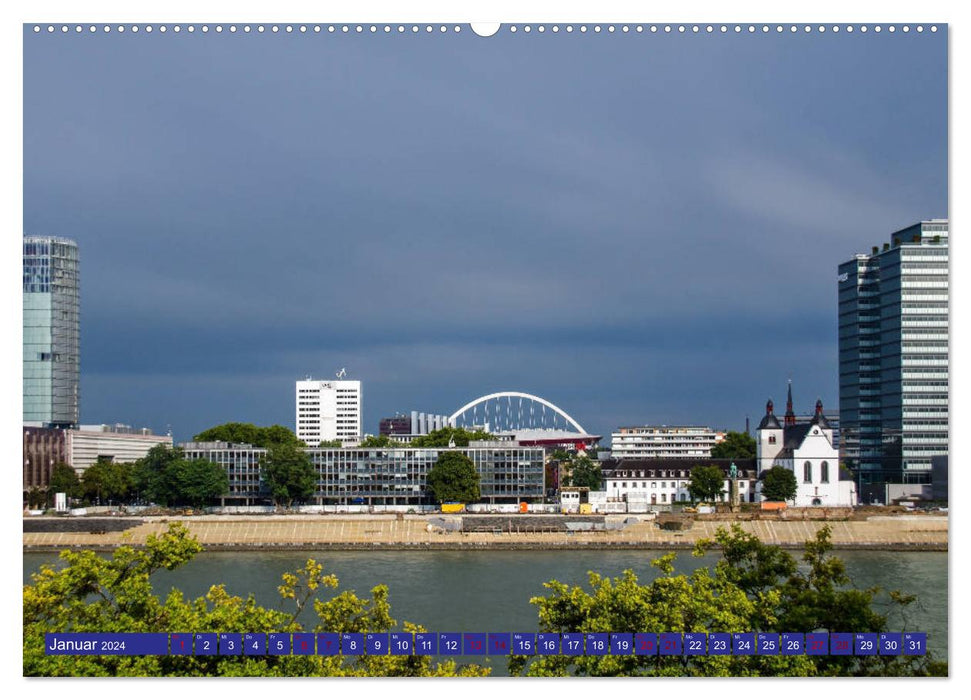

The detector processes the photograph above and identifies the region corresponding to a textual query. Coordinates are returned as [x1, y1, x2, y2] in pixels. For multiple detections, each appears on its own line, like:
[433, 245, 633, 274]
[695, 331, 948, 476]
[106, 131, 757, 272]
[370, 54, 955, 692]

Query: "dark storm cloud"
[24, 28, 946, 440]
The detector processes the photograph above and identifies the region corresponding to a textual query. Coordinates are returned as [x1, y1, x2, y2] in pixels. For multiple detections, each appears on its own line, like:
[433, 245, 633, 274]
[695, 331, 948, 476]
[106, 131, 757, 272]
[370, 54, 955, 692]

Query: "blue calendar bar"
[42, 631, 931, 656]
[45, 633, 168, 655]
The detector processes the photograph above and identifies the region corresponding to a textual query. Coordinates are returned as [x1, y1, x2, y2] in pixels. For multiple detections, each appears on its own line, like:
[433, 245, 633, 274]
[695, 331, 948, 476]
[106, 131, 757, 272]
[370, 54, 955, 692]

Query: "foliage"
[561, 455, 602, 490]
[359, 435, 396, 448]
[26, 488, 47, 509]
[134, 445, 227, 508]
[710, 431, 757, 460]
[81, 458, 135, 504]
[410, 427, 494, 448]
[509, 524, 946, 677]
[23, 523, 489, 677]
[318, 440, 343, 448]
[47, 463, 82, 501]
[426, 452, 480, 504]
[194, 422, 305, 448]
[761, 466, 798, 503]
[687, 465, 725, 503]
[261, 442, 317, 508]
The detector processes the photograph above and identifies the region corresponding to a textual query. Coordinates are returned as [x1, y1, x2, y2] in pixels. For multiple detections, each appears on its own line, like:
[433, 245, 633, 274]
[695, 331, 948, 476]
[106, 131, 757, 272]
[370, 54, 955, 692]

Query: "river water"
[24, 549, 948, 674]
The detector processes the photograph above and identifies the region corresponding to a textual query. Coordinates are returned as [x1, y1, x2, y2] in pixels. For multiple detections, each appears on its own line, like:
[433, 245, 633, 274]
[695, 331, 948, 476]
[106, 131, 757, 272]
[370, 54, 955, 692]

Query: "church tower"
[784, 380, 796, 427]
[756, 398, 783, 475]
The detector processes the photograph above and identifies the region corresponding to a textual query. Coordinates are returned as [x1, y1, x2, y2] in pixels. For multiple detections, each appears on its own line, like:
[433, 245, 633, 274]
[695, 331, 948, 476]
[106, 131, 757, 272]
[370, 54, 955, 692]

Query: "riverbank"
[22, 513, 948, 552]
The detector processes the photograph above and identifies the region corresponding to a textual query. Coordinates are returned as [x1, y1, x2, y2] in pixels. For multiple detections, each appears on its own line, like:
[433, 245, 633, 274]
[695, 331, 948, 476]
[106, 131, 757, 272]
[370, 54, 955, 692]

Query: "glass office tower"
[23, 236, 80, 427]
[838, 220, 948, 481]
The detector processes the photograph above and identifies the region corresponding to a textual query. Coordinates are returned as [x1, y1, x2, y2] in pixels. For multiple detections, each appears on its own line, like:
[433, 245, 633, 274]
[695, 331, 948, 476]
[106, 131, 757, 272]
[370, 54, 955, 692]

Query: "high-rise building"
[610, 426, 724, 460]
[295, 378, 362, 445]
[838, 219, 948, 479]
[23, 236, 80, 427]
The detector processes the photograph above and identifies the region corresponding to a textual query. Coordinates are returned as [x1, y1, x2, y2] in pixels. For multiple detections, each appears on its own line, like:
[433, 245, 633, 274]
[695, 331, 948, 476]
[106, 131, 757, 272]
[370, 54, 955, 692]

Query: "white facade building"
[611, 425, 724, 459]
[295, 378, 362, 445]
[755, 388, 857, 507]
[602, 459, 759, 505]
[68, 424, 172, 472]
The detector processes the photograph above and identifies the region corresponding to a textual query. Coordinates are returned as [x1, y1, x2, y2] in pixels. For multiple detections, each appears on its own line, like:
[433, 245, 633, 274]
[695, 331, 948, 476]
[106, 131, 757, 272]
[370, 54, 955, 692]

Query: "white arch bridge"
[448, 391, 589, 437]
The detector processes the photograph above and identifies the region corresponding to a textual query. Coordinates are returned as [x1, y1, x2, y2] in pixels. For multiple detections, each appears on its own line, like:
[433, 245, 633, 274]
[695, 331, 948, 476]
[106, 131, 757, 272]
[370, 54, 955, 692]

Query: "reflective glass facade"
[23, 236, 80, 426]
[838, 220, 948, 476]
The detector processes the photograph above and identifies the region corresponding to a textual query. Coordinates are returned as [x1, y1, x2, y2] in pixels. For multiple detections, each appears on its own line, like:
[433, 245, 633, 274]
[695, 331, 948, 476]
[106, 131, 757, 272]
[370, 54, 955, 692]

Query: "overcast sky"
[23, 26, 947, 443]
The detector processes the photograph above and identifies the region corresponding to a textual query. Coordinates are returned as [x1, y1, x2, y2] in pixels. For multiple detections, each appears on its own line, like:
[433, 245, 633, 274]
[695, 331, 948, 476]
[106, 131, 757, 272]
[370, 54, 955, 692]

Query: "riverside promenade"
[22, 513, 948, 551]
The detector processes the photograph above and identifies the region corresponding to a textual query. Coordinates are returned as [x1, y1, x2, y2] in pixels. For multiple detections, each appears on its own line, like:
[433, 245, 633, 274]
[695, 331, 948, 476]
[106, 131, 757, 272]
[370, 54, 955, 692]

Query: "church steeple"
[784, 379, 796, 427]
[757, 398, 781, 430]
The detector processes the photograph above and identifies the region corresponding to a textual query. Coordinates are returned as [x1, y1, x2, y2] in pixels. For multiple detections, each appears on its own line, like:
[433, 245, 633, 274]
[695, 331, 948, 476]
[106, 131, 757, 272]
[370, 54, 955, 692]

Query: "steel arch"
[448, 392, 587, 434]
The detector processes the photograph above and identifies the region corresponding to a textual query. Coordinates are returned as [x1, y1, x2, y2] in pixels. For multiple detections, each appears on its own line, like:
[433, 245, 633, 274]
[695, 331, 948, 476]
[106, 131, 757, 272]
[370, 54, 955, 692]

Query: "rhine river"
[24, 549, 948, 674]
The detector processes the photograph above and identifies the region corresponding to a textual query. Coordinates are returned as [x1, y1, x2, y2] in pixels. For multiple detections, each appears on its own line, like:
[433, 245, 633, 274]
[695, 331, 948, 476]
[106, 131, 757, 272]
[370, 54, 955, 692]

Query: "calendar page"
[18, 0, 951, 688]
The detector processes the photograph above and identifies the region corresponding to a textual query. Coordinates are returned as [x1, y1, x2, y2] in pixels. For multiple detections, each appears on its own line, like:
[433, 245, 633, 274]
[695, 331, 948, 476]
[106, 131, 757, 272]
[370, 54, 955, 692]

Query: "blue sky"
[23, 26, 947, 443]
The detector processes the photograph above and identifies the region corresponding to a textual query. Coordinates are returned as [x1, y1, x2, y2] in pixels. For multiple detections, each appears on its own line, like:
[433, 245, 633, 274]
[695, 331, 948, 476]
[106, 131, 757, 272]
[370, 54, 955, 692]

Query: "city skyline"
[23, 27, 947, 442]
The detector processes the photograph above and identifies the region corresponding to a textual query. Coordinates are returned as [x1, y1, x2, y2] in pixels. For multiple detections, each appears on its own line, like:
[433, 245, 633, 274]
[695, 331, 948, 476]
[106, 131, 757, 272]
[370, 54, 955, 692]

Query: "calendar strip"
[44, 632, 927, 656]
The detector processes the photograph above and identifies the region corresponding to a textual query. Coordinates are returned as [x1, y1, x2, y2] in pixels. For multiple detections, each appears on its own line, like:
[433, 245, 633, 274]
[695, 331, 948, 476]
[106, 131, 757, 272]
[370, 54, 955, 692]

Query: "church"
[756, 382, 857, 507]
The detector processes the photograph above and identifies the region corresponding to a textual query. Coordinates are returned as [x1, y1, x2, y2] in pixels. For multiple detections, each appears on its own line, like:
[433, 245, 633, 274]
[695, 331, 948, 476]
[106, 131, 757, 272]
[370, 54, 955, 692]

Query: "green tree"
[410, 427, 494, 447]
[81, 458, 135, 504]
[360, 435, 396, 448]
[134, 444, 181, 505]
[710, 431, 757, 459]
[262, 442, 317, 508]
[562, 455, 602, 490]
[134, 445, 227, 508]
[194, 422, 305, 448]
[47, 463, 82, 501]
[26, 488, 47, 510]
[167, 459, 229, 508]
[687, 465, 725, 503]
[23, 523, 490, 677]
[761, 466, 798, 503]
[318, 440, 343, 448]
[426, 452, 480, 504]
[508, 524, 945, 677]
[193, 422, 260, 445]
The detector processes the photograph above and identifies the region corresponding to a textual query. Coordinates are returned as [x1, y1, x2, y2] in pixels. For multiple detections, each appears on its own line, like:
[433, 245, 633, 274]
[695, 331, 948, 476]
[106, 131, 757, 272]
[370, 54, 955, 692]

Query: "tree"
[194, 422, 305, 448]
[360, 435, 395, 448]
[410, 427, 494, 448]
[47, 463, 81, 501]
[318, 440, 343, 448]
[262, 442, 317, 508]
[81, 458, 135, 504]
[562, 454, 602, 490]
[687, 465, 725, 503]
[166, 459, 229, 508]
[710, 431, 756, 459]
[508, 524, 946, 677]
[26, 488, 47, 510]
[761, 466, 798, 503]
[134, 445, 227, 508]
[426, 452, 480, 504]
[23, 523, 490, 677]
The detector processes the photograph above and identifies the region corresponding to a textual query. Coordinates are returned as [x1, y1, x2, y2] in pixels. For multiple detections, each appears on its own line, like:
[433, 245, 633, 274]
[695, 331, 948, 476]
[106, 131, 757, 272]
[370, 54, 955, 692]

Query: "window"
[769, 435, 777, 444]
[803, 461, 812, 483]
[821, 461, 830, 483]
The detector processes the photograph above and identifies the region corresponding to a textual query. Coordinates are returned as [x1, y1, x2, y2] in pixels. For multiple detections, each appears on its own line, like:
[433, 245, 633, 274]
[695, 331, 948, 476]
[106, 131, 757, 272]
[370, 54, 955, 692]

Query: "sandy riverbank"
[22, 514, 948, 552]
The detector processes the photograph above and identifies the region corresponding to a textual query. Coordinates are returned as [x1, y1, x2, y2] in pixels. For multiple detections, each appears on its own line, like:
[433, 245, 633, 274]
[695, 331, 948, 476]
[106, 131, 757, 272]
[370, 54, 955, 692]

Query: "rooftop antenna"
[336, 368, 347, 380]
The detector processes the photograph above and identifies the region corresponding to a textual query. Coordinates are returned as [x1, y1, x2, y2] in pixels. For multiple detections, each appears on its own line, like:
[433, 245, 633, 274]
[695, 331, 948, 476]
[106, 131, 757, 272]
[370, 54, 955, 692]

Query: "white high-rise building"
[295, 378, 362, 445]
[611, 426, 723, 459]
